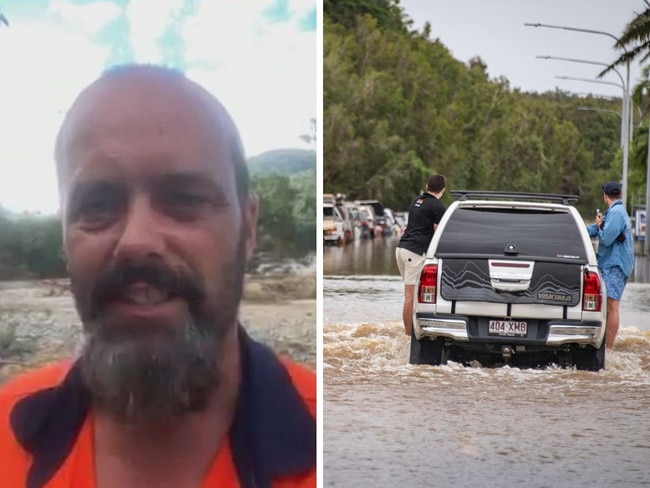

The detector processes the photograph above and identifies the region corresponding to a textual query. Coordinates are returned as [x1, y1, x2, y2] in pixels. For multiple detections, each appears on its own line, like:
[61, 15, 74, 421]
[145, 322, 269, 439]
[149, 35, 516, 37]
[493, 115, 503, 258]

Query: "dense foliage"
[252, 156, 317, 259]
[323, 0, 406, 31]
[324, 1, 638, 215]
[0, 149, 316, 281]
[0, 208, 65, 280]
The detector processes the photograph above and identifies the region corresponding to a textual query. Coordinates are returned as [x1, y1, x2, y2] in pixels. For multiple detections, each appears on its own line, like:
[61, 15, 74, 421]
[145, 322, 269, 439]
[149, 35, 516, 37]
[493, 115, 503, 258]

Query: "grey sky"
[399, 0, 647, 98]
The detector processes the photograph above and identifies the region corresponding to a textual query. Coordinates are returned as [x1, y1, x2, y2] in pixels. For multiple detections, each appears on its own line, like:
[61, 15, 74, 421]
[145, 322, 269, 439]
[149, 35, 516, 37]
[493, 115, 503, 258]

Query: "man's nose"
[113, 196, 165, 261]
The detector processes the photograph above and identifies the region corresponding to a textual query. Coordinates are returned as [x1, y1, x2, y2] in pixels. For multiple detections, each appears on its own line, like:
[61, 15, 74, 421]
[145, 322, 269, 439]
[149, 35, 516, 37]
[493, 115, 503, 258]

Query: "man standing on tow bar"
[395, 174, 447, 337]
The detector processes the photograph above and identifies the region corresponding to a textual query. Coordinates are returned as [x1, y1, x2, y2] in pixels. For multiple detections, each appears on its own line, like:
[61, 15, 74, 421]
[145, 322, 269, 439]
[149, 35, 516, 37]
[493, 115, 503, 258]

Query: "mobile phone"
[596, 209, 603, 229]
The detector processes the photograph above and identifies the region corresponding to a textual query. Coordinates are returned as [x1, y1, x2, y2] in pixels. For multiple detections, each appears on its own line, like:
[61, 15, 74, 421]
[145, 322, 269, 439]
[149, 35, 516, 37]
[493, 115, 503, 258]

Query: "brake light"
[418, 264, 438, 303]
[582, 270, 601, 312]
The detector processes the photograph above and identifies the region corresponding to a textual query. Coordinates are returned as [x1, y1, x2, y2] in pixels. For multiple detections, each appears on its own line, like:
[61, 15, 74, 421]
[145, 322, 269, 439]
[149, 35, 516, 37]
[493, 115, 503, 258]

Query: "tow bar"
[501, 346, 514, 363]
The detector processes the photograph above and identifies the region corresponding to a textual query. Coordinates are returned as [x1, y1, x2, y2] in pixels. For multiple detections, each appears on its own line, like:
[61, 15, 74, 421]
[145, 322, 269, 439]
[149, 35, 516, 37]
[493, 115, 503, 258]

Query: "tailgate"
[439, 258, 581, 307]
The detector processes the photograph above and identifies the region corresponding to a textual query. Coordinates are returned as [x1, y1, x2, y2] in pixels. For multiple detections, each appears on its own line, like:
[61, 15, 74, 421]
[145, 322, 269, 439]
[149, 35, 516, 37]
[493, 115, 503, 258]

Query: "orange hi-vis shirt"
[0, 329, 316, 488]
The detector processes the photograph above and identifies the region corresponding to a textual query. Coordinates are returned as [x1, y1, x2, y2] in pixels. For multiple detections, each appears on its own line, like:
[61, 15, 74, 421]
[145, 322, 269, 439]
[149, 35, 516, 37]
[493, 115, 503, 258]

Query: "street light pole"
[538, 55, 626, 88]
[644, 86, 650, 256]
[577, 106, 623, 118]
[646, 109, 650, 255]
[526, 22, 632, 207]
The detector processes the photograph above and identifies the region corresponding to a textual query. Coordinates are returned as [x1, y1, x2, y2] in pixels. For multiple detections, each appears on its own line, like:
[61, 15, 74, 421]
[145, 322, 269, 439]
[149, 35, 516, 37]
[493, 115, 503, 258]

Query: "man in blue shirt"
[586, 181, 635, 349]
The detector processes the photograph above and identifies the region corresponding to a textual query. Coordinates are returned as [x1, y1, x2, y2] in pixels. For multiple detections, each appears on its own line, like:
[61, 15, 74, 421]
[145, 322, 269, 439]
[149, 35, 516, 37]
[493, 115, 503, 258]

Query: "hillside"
[248, 148, 316, 176]
[323, 0, 634, 216]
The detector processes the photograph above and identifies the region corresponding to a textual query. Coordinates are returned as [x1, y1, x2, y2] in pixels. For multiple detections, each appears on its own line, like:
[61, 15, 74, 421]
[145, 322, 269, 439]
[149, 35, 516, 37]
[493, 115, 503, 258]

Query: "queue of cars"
[323, 194, 406, 245]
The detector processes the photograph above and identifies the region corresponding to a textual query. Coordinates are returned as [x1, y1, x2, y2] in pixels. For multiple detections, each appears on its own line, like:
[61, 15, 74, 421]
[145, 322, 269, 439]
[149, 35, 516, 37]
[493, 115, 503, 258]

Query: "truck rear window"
[436, 207, 586, 261]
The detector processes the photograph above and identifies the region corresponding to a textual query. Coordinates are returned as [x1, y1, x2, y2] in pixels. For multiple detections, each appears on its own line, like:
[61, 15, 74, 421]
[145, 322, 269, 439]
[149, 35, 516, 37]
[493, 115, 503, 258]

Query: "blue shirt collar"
[608, 199, 623, 211]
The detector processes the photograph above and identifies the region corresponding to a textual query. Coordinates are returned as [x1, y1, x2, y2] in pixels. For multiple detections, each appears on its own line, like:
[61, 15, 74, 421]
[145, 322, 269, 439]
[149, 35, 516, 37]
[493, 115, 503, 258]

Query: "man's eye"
[76, 197, 119, 228]
[168, 193, 209, 208]
[172, 193, 205, 205]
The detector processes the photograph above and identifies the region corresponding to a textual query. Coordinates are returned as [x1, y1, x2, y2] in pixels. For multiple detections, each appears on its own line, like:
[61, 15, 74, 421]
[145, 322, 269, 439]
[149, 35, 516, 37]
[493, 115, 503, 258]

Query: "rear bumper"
[416, 315, 469, 341]
[545, 323, 603, 345]
[414, 313, 604, 347]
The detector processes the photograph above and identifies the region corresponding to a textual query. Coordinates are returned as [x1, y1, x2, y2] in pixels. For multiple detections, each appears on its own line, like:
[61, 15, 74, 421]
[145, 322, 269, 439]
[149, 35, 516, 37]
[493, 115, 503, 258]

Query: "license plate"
[489, 320, 527, 337]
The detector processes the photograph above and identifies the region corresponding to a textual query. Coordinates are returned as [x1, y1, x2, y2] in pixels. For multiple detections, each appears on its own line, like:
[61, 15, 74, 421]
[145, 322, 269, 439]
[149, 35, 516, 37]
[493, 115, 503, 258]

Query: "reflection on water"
[324, 243, 650, 488]
[323, 235, 401, 276]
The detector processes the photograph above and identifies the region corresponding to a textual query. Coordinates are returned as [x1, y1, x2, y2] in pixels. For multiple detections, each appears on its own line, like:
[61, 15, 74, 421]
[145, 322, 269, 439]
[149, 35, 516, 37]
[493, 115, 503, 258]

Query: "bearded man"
[0, 65, 315, 488]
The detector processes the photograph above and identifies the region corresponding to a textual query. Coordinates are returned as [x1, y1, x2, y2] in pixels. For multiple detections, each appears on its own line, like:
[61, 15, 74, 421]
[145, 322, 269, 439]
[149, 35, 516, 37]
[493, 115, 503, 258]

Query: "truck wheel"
[571, 341, 606, 371]
[409, 329, 447, 365]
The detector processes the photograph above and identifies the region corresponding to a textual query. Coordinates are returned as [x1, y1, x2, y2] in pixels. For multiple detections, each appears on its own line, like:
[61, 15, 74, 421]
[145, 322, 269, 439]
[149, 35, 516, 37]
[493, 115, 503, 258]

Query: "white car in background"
[323, 203, 344, 244]
[411, 191, 607, 371]
[357, 204, 376, 238]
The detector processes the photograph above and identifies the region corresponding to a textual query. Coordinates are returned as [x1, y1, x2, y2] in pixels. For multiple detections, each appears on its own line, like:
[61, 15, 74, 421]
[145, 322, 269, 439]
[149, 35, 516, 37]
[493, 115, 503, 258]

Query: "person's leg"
[395, 247, 424, 336]
[395, 247, 410, 335]
[600, 266, 627, 350]
[403, 284, 415, 336]
[605, 298, 620, 349]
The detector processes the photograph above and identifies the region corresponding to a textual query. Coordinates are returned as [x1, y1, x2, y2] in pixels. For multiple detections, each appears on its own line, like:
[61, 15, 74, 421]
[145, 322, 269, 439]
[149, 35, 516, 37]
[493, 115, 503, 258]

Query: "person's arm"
[586, 222, 599, 238]
[432, 205, 446, 233]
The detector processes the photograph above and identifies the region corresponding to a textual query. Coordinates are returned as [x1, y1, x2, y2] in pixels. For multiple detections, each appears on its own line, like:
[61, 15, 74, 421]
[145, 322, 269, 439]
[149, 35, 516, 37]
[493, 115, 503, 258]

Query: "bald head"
[55, 64, 249, 212]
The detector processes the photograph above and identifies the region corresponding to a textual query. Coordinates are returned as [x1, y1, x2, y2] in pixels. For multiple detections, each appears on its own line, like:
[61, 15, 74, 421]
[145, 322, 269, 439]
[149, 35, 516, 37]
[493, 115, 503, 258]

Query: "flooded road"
[323, 237, 650, 488]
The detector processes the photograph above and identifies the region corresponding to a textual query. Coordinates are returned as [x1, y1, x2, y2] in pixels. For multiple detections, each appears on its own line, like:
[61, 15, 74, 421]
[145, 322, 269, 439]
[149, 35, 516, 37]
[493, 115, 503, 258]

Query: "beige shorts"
[395, 247, 426, 285]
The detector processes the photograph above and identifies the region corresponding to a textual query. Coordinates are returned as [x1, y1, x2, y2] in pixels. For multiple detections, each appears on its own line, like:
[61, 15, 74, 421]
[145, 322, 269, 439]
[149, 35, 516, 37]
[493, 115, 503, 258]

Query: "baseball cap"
[602, 181, 622, 196]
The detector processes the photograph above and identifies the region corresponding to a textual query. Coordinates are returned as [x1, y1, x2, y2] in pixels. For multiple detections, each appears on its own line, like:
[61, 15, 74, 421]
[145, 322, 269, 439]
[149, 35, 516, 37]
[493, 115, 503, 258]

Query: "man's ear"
[243, 192, 259, 260]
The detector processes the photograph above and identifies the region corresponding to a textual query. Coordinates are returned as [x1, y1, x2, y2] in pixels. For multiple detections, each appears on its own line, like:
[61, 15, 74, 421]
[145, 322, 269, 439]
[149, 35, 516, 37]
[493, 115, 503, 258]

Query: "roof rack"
[450, 191, 579, 205]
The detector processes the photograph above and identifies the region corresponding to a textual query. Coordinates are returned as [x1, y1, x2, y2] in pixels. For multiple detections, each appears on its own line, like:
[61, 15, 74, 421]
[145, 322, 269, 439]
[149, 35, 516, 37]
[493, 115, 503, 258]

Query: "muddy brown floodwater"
[323, 261, 650, 487]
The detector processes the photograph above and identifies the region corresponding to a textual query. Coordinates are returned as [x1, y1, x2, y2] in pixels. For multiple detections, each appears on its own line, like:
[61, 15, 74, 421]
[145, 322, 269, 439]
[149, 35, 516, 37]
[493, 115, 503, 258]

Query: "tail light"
[418, 264, 438, 303]
[582, 270, 601, 311]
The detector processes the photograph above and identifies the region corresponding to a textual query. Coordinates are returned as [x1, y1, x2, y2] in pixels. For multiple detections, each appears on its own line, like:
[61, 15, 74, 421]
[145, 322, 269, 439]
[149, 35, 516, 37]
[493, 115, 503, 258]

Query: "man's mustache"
[88, 259, 206, 318]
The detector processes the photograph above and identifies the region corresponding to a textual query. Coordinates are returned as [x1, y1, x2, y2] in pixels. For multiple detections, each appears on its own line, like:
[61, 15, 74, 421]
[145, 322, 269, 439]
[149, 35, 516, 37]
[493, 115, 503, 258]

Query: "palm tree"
[602, 4, 650, 74]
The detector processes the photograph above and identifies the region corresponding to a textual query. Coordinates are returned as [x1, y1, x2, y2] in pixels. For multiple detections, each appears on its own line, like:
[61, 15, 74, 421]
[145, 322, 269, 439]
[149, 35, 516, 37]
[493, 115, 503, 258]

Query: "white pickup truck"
[411, 191, 607, 371]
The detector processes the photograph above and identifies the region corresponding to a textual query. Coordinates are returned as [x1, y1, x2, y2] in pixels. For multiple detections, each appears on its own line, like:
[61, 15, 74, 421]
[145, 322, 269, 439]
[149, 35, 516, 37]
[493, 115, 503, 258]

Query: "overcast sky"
[400, 0, 646, 98]
[0, 0, 316, 214]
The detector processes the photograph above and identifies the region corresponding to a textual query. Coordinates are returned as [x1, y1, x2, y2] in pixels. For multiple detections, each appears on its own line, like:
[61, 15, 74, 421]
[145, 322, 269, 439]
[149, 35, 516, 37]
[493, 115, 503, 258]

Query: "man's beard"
[72, 237, 246, 425]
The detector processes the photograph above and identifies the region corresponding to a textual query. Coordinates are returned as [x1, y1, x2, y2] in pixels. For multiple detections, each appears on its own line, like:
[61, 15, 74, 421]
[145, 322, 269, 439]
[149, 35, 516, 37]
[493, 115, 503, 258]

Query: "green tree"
[605, 7, 650, 73]
[324, 2, 625, 217]
[252, 171, 316, 258]
[324, 0, 406, 31]
[0, 214, 66, 280]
